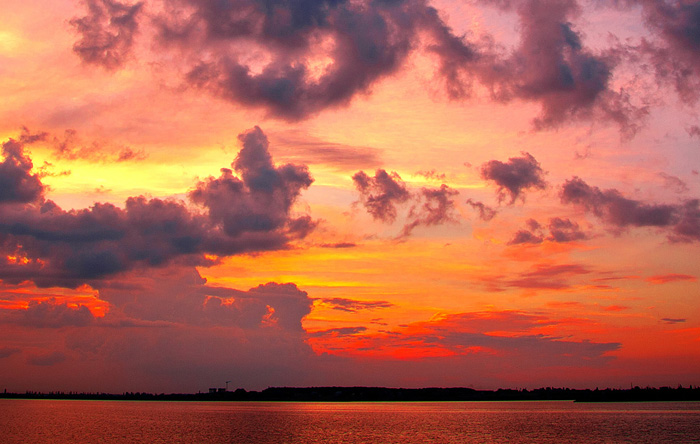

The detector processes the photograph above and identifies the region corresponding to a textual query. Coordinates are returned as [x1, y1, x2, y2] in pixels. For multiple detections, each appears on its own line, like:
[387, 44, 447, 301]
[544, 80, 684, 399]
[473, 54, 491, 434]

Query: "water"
[1, 399, 699, 443]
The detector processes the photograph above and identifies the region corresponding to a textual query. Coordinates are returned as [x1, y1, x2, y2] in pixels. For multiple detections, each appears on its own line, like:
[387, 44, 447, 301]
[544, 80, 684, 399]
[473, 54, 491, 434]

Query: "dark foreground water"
[1, 399, 699, 443]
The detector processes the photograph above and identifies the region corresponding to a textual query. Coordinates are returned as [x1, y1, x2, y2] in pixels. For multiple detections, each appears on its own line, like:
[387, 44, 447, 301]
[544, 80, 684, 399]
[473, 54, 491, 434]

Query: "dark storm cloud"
[465, 199, 497, 221]
[70, 0, 144, 70]
[168, 0, 642, 127]
[480, 152, 547, 204]
[486, 1, 608, 122]
[352, 169, 411, 222]
[68, 0, 646, 130]
[190, 126, 314, 240]
[0, 139, 44, 204]
[0, 127, 315, 288]
[560, 177, 700, 241]
[166, 0, 421, 120]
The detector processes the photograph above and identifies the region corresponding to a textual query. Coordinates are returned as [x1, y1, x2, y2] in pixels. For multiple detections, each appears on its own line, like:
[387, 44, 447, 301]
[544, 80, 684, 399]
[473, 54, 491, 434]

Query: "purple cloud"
[400, 185, 459, 238]
[71, 0, 144, 70]
[0, 138, 44, 204]
[480, 152, 547, 204]
[560, 177, 700, 241]
[352, 169, 411, 223]
[466, 199, 497, 221]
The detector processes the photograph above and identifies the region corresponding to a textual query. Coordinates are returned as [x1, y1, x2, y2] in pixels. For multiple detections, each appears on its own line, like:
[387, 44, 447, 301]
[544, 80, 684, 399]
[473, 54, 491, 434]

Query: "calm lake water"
[1, 399, 699, 443]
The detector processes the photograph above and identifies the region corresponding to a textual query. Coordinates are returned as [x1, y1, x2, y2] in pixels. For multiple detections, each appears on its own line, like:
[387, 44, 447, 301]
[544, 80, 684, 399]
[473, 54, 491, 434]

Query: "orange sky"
[0, 0, 698, 392]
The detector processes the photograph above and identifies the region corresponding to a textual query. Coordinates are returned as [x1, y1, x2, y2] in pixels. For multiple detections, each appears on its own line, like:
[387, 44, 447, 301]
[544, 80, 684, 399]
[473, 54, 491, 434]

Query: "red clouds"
[310, 310, 620, 367]
[646, 273, 697, 284]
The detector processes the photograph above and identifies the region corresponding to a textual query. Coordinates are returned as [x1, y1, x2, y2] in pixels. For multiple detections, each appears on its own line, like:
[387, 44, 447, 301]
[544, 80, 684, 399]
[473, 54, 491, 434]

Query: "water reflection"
[2, 400, 699, 443]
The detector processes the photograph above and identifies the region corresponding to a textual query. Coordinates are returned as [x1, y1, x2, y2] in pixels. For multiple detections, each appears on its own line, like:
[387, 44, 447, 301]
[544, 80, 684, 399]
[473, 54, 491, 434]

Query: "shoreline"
[2, 385, 699, 403]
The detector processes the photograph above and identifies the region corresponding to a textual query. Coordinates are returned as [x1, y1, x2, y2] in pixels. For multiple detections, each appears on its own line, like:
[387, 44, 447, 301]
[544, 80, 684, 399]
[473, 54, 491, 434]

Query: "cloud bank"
[0, 127, 314, 288]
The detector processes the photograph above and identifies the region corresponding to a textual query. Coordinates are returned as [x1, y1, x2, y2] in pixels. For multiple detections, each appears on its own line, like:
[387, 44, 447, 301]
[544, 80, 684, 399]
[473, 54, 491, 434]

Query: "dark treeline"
[2, 385, 699, 402]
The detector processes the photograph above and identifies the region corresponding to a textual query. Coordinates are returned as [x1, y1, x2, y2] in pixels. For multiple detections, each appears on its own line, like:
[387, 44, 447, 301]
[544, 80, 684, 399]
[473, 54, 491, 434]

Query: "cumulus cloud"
[0, 138, 44, 205]
[150, 0, 491, 120]
[352, 169, 459, 237]
[71, 0, 144, 70]
[507, 216, 590, 245]
[190, 126, 315, 240]
[480, 152, 547, 204]
[352, 169, 411, 223]
[67, 0, 646, 130]
[560, 177, 700, 241]
[0, 263, 322, 390]
[0, 127, 314, 288]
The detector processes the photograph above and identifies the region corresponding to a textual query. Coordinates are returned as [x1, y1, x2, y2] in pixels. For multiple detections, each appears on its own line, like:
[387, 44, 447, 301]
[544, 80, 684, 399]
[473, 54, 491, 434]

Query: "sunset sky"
[1, 0, 699, 393]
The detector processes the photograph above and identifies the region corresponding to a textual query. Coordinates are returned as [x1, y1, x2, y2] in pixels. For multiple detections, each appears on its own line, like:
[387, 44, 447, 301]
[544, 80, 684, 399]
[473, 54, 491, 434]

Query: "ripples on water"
[2, 400, 699, 443]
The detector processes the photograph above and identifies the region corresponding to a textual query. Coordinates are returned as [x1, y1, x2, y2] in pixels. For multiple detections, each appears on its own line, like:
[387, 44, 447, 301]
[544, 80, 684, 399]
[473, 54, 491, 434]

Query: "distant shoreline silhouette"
[2, 386, 699, 402]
